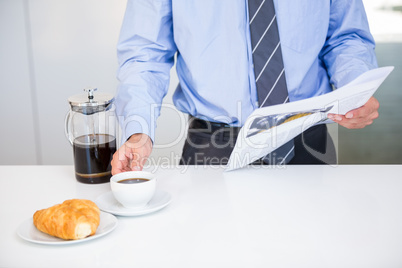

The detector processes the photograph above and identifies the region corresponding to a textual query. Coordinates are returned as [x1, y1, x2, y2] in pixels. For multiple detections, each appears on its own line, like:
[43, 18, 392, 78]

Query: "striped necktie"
[248, 0, 294, 165]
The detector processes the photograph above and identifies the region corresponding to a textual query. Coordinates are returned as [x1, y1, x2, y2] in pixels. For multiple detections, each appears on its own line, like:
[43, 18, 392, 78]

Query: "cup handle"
[64, 112, 73, 145]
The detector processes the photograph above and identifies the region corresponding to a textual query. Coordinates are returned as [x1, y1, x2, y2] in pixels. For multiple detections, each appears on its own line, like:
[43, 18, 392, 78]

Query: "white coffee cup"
[110, 171, 156, 209]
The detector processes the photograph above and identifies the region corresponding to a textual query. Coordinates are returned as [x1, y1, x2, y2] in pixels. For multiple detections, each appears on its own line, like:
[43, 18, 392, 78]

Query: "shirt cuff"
[120, 115, 154, 144]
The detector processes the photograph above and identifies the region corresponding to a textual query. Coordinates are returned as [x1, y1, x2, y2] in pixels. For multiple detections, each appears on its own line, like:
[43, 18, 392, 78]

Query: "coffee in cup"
[110, 171, 156, 209]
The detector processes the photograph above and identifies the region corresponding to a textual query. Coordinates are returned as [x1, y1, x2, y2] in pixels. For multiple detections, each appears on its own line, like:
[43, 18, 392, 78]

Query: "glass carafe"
[65, 88, 116, 184]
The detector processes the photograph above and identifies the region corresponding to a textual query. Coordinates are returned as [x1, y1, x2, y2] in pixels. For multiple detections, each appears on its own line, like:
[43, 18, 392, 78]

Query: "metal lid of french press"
[68, 88, 114, 115]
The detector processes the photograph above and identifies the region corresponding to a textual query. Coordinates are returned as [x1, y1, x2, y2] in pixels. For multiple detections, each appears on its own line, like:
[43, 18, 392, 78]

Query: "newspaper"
[226, 66, 394, 171]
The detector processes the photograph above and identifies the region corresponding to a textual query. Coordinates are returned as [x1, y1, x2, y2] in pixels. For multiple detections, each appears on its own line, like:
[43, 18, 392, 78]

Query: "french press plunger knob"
[84, 87, 97, 100]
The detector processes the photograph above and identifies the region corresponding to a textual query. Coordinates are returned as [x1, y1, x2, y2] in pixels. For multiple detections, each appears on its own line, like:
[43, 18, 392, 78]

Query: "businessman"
[111, 0, 379, 174]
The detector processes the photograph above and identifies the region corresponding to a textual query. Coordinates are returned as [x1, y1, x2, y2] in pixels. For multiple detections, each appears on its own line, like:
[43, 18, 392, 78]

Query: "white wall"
[0, 0, 184, 165]
[0, 0, 37, 164]
[1, 0, 399, 165]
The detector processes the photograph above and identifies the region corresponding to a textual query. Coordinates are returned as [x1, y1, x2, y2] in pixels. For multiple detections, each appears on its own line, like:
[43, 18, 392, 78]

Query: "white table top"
[1, 165, 402, 267]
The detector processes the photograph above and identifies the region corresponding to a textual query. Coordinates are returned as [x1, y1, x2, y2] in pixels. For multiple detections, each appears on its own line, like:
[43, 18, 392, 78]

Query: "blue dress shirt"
[115, 0, 377, 142]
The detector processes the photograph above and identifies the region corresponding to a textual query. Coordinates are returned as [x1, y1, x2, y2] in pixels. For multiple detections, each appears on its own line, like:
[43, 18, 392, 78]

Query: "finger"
[111, 154, 127, 175]
[333, 114, 375, 129]
[129, 152, 148, 171]
[120, 145, 132, 161]
[346, 97, 379, 119]
[111, 148, 131, 175]
[327, 114, 343, 122]
[345, 107, 366, 120]
[342, 107, 378, 128]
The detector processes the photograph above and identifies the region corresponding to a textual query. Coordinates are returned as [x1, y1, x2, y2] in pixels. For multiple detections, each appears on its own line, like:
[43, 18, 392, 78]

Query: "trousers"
[179, 116, 337, 166]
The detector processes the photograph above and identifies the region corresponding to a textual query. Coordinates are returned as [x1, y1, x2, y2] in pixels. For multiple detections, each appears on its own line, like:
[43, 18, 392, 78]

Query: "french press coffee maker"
[65, 88, 116, 184]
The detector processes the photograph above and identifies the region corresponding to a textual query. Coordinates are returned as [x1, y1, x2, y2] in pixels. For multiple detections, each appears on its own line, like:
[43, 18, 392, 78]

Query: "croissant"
[33, 199, 100, 240]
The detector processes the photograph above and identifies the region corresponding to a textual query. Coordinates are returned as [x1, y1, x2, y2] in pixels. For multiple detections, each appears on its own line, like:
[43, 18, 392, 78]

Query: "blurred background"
[1, 0, 401, 165]
[338, 0, 402, 164]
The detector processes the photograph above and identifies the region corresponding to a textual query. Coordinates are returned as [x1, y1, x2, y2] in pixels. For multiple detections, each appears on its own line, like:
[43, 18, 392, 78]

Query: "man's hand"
[111, 133, 153, 175]
[328, 96, 379, 129]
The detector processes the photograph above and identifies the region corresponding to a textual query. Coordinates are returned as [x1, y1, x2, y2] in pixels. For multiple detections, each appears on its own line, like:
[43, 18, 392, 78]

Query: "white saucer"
[95, 191, 171, 217]
[17, 211, 117, 245]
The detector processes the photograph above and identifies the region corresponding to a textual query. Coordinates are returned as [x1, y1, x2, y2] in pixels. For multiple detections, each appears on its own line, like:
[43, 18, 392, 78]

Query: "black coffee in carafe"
[73, 134, 116, 184]
[66, 88, 116, 184]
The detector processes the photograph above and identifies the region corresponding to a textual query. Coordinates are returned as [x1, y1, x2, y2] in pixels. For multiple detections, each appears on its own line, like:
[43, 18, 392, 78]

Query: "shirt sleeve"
[115, 0, 177, 143]
[320, 0, 378, 89]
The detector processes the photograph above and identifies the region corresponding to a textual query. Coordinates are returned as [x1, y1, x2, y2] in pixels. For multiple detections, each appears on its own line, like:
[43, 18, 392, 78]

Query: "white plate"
[17, 211, 117, 245]
[95, 191, 171, 217]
